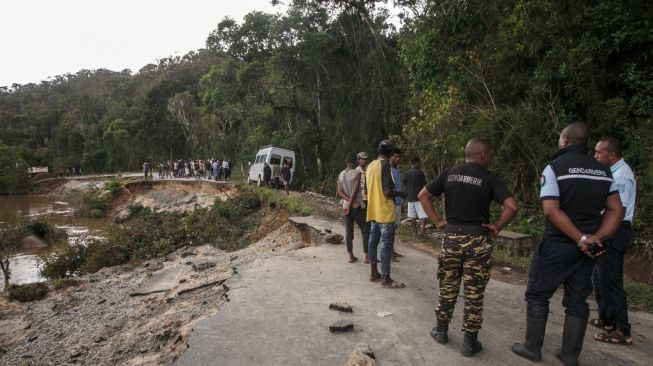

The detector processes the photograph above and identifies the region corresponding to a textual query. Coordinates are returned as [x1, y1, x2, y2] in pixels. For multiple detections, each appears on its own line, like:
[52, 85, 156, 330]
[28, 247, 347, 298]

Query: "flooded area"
[0, 194, 109, 290]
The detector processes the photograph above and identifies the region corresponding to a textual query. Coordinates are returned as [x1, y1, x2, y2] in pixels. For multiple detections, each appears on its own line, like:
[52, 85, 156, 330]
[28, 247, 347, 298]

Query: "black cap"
[378, 139, 396, 154]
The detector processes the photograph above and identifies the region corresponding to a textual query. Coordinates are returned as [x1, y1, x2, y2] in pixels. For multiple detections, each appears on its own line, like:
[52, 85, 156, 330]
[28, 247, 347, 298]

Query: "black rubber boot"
[430, 319, 449, 344]
[512, 314, 548, 361]
[462, 331, 483, 357]
[556, 315, 588, 366]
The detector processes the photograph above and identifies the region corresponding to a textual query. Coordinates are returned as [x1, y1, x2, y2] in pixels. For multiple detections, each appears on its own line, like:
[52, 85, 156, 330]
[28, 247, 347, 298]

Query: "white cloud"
[0, 0, 281, 86]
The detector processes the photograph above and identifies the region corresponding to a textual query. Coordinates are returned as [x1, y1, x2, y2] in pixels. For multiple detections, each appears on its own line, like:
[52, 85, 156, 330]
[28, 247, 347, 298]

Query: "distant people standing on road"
[223, 159, 231, 181]
[212, 160, 219, 181]
[390, 149, 404, 260]
[337, 153, 368, 263]
[263, 162, 272, 187]
[205, 160, 212, 179]
[142, 162, 149, 179]
[178, 160, 185, 178]
[405, 157, 428, 236]
[198, 160, 205, 180]
[158, 163, 164, 178]
[281, 159, 292, 195]
[512, 123, 623, 365]
[194, 160, 201, 180]
[366, 139, 406, 288]
[356, 152, 370, 263]
[419, 138, 518, 357]
[590, 137, 636, 346]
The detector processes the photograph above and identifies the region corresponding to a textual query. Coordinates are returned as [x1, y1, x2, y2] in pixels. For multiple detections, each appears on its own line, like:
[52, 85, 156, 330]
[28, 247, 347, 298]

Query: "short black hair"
[411, 157, 420, 165]
[391, 148, 402, 156]
[345, 153, 358, 165]
[600, 137, 622, 156]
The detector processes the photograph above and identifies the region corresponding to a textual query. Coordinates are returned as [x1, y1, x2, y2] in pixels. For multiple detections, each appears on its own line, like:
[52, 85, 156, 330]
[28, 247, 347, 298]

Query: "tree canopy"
[0, 0, 651, 235]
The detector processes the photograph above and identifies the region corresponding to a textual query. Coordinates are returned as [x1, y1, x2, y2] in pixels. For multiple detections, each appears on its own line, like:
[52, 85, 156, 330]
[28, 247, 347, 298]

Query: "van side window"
[270, 154, 281, 165]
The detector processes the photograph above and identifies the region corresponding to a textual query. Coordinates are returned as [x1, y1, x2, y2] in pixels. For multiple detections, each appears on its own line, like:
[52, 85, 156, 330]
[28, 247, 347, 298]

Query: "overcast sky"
[0, 0, 282, 87]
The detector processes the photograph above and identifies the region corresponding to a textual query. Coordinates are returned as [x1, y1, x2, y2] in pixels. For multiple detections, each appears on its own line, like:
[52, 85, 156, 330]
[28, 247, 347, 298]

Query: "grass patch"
[395, 224, 437, 247]
[625, 278, 653, 312]
[52, 278, 80, 290]
[492, 245, 532, 272]
[7, 282, 48, 302]
[247, 186, 312, 216]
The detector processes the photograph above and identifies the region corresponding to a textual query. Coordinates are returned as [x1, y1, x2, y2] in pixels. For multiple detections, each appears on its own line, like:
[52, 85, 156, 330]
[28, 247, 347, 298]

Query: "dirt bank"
[0, 213, 308, 366]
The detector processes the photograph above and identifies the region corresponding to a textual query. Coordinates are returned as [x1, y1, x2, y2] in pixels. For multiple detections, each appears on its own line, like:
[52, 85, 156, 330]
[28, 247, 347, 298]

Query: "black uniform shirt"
[425, 162, 513, 226]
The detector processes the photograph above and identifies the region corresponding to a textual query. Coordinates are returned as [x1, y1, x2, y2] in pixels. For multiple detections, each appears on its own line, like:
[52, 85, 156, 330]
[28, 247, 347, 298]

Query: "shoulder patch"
[540, 175, 546, 187]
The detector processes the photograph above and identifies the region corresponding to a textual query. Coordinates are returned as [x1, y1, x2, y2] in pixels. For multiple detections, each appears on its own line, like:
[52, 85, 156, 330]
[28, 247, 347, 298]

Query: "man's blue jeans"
[368, 221, 396, 275]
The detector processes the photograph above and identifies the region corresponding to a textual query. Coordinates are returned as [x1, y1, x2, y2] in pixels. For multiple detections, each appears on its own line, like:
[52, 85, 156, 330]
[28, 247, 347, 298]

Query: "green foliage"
[62, 190, 109, 218]
[0, 143, 30, 194]
[6, 282, 48, 302]
[107, 179, 122, 199]
[492, 245, 533, 273]
[249, 186, 313, 215]
[52, 278, 80, 290]
[39, 242, 87, 279]
[625, 278, 653, 312]
[0, 225, 28, 290]
[40, 192, 265, 276]
[22, 220, 68, 244]
[79, 240, 130, 274]
[400, 0, 653, 245]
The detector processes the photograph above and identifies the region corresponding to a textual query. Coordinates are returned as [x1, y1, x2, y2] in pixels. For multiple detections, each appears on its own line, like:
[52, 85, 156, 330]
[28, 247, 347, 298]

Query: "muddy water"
[0, 195, 109, 291]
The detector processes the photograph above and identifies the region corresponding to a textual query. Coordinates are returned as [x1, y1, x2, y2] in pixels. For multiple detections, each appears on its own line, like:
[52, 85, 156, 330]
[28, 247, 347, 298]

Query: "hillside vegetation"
[1, 0, 651, 245]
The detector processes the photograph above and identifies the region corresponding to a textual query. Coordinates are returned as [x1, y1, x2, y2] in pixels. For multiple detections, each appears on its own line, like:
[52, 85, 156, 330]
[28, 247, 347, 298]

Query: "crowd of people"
[337, 122, 635, 365]
[141, 159, 232, 181]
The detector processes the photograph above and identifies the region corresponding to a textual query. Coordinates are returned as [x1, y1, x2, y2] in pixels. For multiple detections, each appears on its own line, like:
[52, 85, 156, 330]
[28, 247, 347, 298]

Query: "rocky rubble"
[0, 222, 307, 366]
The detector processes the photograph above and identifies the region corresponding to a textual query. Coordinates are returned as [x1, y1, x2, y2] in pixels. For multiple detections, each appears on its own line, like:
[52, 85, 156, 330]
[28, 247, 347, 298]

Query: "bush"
[249, 186, 312, 215]
[7, 282, 48, 302]
[39, 243, 87, 279]
[79, 240, 130, 274]
[107, 179, 122, 199]
[65, 190, 109, 218]
[22, 220, 67, 244]
[52, 278, 80, 290]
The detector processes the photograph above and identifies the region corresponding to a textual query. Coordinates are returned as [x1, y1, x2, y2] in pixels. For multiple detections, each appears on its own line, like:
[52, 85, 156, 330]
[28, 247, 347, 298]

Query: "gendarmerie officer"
[512, 122, 624, 366]
[419, 138, 518, 357]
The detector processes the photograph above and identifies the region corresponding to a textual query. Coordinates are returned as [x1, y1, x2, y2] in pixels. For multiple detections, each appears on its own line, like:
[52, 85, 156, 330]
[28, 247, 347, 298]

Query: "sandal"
[349, 256, 358, 263]
[594, 332, 633, 346]
[381, 280, 406, 288]
[589, 318, 613, 331]
[370, 275, 382, 282]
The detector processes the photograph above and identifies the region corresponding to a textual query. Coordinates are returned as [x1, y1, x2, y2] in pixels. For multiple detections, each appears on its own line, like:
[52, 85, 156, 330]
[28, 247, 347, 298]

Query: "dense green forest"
[1, 0, 652, 237]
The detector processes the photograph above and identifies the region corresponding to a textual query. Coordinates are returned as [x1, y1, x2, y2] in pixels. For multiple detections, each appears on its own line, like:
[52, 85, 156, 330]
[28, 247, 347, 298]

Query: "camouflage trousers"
[436, 234, 492, 333]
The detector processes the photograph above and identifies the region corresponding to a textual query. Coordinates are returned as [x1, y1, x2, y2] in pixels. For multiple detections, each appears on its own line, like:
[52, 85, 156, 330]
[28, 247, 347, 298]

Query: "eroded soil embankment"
[0, 208, 312, 366]
[2, 179, 315, 365]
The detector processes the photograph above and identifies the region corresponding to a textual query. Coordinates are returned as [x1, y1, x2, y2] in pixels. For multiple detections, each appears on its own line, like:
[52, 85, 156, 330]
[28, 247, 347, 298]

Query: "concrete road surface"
[175, 216, 653, 366]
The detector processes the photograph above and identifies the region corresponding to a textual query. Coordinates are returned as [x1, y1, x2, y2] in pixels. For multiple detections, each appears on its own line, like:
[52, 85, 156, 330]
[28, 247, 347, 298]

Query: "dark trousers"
[593, 222, 632, 336]
[525, 239, 595, 318]
[345, 206, 369, 254]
